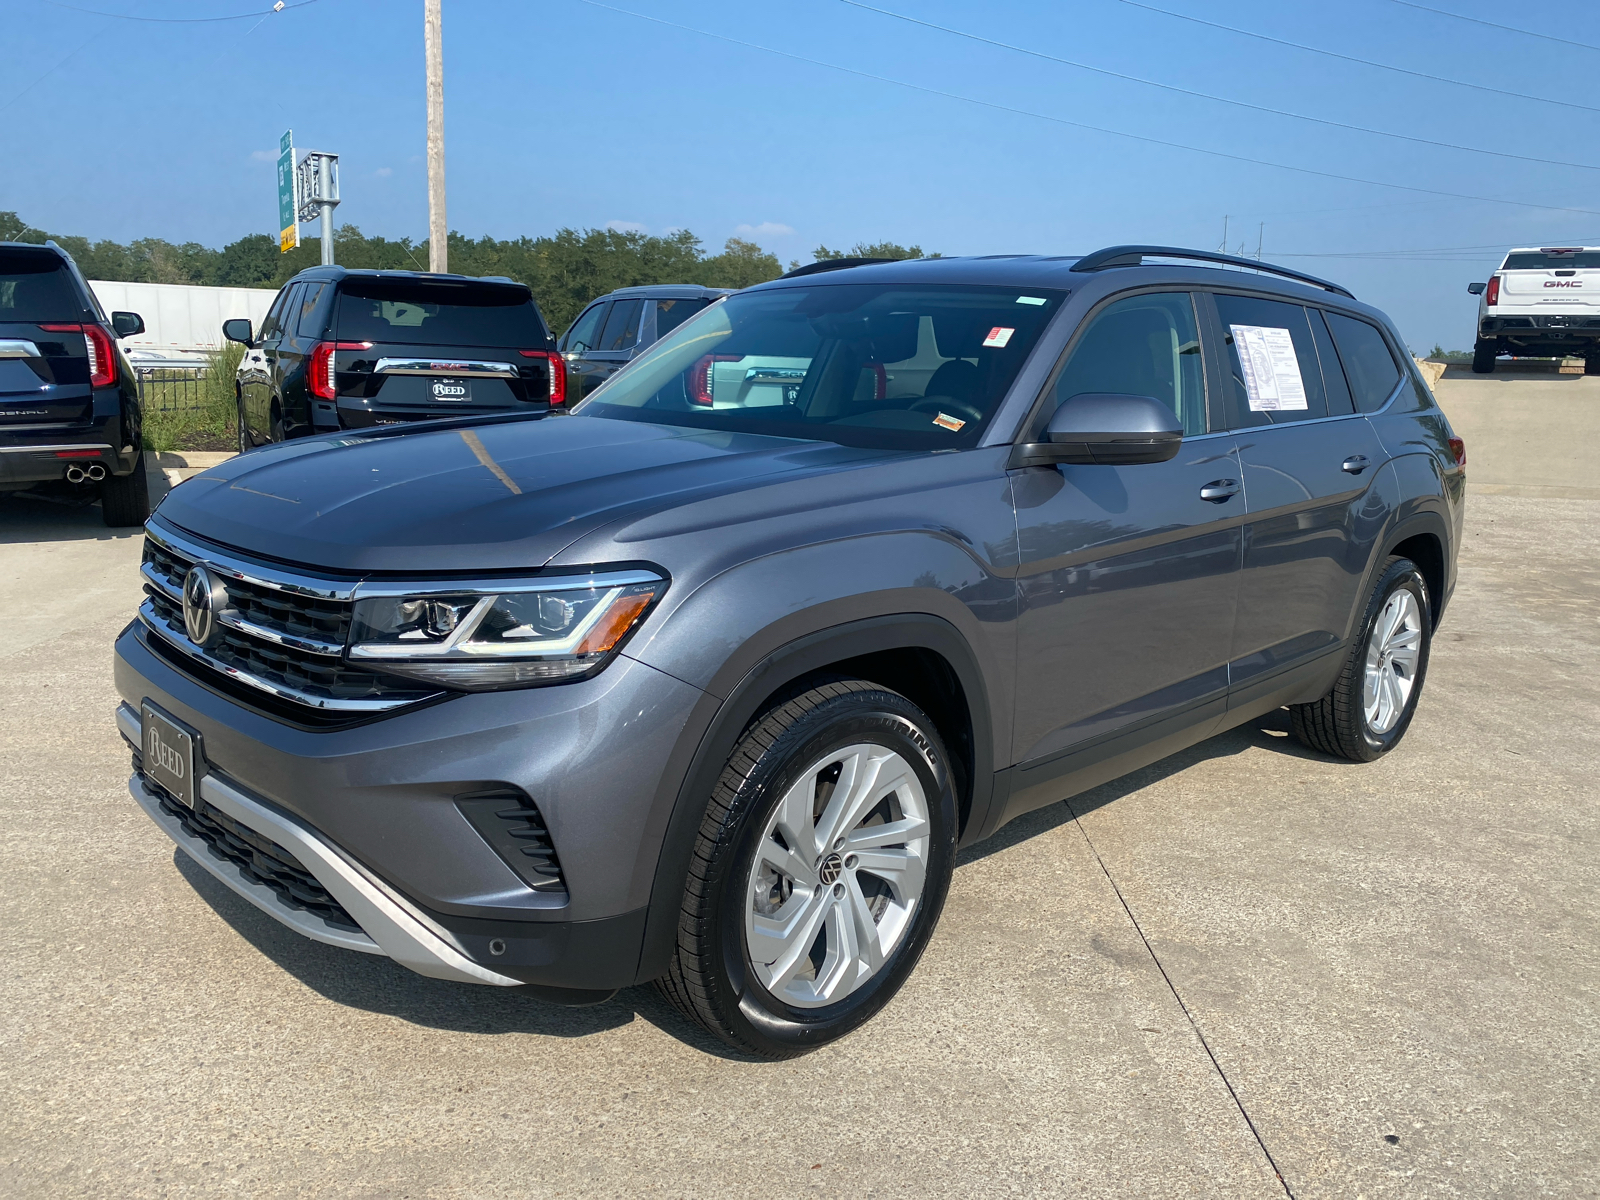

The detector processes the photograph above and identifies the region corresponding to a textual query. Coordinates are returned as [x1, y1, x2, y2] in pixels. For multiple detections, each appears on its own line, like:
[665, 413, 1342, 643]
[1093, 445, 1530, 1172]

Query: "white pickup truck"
[1469, 246, 1600, 374]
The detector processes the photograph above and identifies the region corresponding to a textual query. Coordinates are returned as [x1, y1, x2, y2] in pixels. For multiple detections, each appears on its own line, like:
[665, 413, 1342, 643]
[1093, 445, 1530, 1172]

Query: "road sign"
[277, 129, 299, 253]
[296, 152, 339, 223]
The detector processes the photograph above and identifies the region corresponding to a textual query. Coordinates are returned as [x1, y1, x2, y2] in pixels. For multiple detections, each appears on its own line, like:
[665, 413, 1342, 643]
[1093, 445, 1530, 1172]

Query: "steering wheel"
[909, 396, 985, 425]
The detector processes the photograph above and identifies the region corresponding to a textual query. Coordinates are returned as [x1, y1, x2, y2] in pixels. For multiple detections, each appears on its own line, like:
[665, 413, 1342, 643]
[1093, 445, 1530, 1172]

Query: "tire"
[100, 462, 150, 527]
[1585, 354, 1600, 377]
[269, 401, 284, 444]
[236, 393, 251, 454]
[1471, 339, 1497, 374]
[657, 679, 958, 1058]
[1291, 556, 1431, 762]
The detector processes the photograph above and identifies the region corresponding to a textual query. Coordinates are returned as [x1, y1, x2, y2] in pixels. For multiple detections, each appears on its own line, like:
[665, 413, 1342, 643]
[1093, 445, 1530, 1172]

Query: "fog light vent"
[456, 787, 566, 895]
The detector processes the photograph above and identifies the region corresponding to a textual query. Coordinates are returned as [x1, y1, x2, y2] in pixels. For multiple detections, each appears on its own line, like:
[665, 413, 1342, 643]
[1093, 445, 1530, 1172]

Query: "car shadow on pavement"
[957, 707, 1339, 868]
[172, 850, 770, 1061]
[0, 466, 169, 545]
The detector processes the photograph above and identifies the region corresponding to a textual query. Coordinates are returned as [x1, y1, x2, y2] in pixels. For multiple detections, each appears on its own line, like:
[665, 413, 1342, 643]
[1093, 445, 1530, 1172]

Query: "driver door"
[1006, 291, 1244, 814]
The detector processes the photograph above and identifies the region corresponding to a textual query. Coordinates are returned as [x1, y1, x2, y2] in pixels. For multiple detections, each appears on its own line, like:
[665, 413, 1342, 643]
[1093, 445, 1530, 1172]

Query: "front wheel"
[1291, 556, 1431, 762]
[236, 392, 251, 454]
[657, 679, 958, 1058]
[1471, 339, 1498, 374]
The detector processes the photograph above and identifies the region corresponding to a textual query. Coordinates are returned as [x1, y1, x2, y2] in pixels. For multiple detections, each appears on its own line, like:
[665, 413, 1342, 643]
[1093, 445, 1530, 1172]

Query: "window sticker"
[1015, 296, 1048, 305]
[1228, 324, 1308, 411]
[982, 326, 1015, 347]
[932, 412, 966, 432]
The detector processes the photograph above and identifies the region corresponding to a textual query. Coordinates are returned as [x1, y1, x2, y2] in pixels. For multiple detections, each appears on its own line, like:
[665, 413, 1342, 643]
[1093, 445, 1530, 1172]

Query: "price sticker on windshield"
[982, 327, 1015, 348]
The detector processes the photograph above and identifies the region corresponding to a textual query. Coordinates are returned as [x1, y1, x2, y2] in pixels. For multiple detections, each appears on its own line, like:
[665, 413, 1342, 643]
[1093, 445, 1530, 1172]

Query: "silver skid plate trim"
[122, 708, 519, 986]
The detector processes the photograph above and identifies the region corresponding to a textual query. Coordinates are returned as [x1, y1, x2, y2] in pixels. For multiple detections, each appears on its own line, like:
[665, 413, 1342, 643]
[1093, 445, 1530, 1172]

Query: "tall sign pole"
[425, 0, 447, 273]
[297, 151, 341, 266]
[277, 130, 299, 253]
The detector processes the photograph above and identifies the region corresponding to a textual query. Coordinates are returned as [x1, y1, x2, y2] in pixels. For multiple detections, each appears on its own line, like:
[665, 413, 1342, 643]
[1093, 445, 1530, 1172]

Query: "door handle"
[1199, 479, 1240, 503]
[1342, 455, 1370, 474]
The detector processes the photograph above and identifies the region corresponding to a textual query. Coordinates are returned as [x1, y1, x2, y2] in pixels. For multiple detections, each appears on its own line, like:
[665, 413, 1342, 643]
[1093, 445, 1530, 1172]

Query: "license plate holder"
[430, 377, 472, 403]
[141, 701, 199, 809]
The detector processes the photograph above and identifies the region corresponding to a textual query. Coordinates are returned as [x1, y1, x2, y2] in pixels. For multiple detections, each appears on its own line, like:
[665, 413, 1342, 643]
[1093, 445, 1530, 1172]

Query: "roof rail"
[780, 256, 898, 280]
[1070, 245, 1354, 299]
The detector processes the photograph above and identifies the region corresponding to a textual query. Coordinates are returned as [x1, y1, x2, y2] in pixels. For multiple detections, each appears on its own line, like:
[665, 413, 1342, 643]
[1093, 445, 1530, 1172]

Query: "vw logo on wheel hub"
[817, 852, 844, 885]
[181, 564, 225, 648]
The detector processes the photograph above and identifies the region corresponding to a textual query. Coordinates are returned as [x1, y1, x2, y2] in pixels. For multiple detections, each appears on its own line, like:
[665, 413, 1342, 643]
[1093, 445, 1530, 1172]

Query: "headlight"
[348, 570, 665, 690]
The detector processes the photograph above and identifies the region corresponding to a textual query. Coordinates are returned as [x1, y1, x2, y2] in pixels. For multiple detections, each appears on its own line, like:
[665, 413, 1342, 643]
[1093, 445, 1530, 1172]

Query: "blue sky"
[3, 0, 1596, 350]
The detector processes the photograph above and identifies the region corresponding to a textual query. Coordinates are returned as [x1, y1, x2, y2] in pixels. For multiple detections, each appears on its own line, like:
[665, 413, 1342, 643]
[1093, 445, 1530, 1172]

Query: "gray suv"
[114, 248, 1465, 1057]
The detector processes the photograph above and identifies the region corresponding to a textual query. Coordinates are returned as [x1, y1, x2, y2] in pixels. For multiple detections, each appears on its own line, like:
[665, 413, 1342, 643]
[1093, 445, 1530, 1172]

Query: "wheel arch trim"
[630, 612, 995, 985]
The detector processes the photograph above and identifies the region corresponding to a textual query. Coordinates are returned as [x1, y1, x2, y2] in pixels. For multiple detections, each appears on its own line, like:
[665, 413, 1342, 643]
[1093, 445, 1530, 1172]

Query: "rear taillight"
[690, 354, 740, 406]
[1485, 276, 1500, 306]
[308, 341, 371, 400]
[1448, 436, 1466, 468]
[40, 323, 116, 387]
[518, 349, 567, 405]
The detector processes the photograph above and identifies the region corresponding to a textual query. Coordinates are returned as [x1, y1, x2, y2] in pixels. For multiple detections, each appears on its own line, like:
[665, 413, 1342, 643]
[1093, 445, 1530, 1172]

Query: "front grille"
[455, 788, 566, 893]
[139, 528, 439, 716]
[148, 775, 363, 933]
[145, 537, 349, 647]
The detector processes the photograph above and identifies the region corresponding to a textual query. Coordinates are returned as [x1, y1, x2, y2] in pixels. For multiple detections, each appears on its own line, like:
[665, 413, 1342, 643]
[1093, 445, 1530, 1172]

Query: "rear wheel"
[657, 679, 958, 1058]
[1291, 556, 1431, 762]
[100, 462, 150, 527]
[1471, 339, 1497, 374]
[1585, 353, 1600, 376]
[268, 400, 285, 443]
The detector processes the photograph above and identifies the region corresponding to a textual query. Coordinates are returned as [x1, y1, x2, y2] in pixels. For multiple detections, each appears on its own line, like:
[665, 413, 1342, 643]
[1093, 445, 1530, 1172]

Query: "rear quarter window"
[0, 251, 83, 321]
[1325, 312, 1403, 413]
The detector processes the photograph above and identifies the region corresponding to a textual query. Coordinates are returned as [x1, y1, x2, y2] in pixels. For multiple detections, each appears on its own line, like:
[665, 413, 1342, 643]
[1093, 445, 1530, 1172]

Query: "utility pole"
[425, 0, 447, 273]
[1256, 222, 1264, 261]
[1219, 215, 1229, 254]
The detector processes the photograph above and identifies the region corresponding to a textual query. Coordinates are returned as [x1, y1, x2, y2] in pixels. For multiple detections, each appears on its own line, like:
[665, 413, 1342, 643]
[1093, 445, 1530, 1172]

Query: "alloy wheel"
[1363, 589, 1423, 734]
[744, 742, 931, 1009]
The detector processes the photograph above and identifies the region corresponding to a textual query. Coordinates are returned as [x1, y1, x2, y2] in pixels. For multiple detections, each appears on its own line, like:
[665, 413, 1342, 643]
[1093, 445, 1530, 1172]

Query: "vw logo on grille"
[182, 564, 225, 648]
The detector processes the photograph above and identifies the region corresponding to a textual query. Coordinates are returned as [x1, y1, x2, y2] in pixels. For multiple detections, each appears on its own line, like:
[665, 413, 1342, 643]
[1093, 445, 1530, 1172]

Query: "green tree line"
[1, 212, 932, 333]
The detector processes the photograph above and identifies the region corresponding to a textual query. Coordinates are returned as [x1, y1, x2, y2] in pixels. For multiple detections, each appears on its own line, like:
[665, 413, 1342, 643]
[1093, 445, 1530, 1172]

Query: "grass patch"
[140, 342, 244, 452]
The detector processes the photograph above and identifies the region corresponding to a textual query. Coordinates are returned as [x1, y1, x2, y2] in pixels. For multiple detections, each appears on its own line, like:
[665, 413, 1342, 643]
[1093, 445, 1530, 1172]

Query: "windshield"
[1502, 251, 1600, 270]
[335, 279, 547, 347]
[574, 283, 1063, 450]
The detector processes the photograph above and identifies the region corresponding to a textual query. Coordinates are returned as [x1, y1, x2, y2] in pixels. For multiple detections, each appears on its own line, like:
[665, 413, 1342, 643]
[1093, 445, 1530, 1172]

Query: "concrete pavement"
[0, 377, 1595, 1196]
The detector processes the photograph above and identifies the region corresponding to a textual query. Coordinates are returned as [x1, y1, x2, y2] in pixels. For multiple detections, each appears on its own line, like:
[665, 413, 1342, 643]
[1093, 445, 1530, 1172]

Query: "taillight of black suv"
[225, 268, 561, 449]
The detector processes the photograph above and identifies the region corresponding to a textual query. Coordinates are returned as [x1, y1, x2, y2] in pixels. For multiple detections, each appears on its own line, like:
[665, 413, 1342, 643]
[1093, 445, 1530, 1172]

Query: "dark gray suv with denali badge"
[115, 248, 1464, 1057]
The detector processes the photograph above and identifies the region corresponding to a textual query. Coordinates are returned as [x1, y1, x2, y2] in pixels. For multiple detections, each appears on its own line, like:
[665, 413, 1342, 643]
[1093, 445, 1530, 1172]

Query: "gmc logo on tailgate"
[1545, 280, 1583, 288]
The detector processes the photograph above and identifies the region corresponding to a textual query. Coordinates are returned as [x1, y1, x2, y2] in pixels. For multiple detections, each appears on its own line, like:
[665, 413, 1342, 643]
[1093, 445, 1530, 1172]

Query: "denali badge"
[182, 564, 225, 648]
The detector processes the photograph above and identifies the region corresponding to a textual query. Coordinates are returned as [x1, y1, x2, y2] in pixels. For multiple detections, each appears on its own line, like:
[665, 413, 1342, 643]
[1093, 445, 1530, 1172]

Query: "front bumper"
[115, 619, 706, 990]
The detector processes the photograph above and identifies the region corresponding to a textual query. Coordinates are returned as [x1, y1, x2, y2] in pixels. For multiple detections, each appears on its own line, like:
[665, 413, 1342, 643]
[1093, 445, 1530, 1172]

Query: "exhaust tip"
[65, 465, 86, 484]
[87, 464, 107, 481]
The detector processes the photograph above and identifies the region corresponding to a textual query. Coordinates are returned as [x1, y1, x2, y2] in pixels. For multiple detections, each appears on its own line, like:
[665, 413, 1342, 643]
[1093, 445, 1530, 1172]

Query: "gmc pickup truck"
[1469, 246, 1600, 374]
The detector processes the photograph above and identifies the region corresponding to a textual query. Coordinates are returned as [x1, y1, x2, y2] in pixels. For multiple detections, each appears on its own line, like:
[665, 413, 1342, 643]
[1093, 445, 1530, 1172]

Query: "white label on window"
[1015, 296, 1048, 305]
[1229, 324, 1307, 411]
[982, 326, 1015, 347]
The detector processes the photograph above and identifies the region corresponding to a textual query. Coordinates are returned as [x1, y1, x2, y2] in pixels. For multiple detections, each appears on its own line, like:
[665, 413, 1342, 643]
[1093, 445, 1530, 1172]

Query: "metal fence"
[136, 366, 209, 413]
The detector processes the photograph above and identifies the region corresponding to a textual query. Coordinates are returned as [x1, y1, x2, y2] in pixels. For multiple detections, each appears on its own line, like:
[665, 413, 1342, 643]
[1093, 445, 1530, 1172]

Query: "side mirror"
[1009, 393, 1183, 468]
[222, 318, 254, 346]
[1467, 282, 1486, 296]
[110, 311, 144, 338]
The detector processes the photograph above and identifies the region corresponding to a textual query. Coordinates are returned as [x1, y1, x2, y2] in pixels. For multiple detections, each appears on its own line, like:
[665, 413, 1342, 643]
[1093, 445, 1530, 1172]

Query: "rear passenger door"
[260, 282, 303, 437]
[1202, 291, 1389, 707]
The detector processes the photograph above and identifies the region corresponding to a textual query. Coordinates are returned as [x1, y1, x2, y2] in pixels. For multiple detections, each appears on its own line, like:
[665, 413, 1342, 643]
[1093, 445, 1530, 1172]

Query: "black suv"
[226, 267, 564, 449]
[1, 240, 149, 525]
[560, 284, 730, 401]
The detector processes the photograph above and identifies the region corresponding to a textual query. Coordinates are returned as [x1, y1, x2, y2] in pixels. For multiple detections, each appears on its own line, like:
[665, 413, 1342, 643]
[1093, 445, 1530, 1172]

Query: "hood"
[155, 414, 890, 572]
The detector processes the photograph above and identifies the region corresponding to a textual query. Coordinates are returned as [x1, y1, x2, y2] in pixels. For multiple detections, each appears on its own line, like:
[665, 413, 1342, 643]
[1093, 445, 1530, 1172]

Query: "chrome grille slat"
[139, 526, 441, 715]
